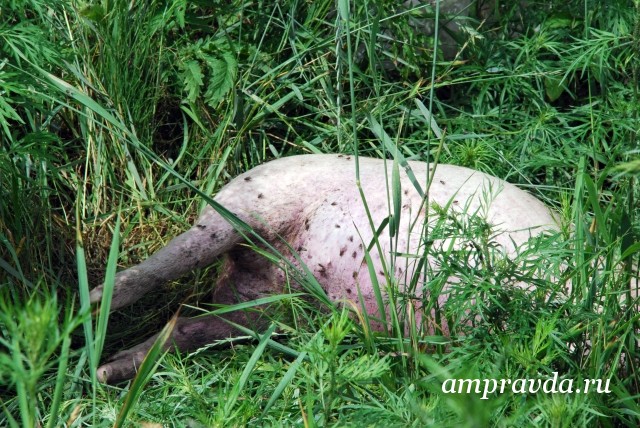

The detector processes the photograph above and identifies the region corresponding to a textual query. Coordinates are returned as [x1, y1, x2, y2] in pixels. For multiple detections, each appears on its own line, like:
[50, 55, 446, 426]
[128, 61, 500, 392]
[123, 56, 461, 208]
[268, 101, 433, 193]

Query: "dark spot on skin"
[346, 288, 352, 294]
[453, 200, 459, 205]
[196, 224, 206, 229]
[352, 271, 358, 279]
[318, 264, 327, 277]
[358, 243, 363, 249]
[346, 156, 351, 160]
[210, 232, 217, 240]
[378, 270, 384, 276]
[348, 236, 353, 242]
[244, 176, 252, 181]
[340, 246, 347, 256]
[331, 201, 337, 206]
[404, 189, 409, 195]
[352, 251, 358, 259]
[305, 224, 310, 231]
[403, 204, 409, 210]
[335, 224, 341, 228]
[338, 154, 344, 158]
[440, 180, 445, 185]
[258, 193, 264, 199]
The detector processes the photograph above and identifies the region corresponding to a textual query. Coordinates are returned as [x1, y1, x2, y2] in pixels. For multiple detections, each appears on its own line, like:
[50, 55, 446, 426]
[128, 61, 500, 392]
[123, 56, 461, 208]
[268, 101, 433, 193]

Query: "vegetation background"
[0, 0, 639, 426]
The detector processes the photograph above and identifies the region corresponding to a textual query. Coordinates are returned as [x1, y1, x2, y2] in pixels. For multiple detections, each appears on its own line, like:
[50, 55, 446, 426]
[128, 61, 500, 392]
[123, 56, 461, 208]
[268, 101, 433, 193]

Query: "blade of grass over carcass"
[75, 198, 96, 385]
[367, 115, 424, 198]
[197, 293, 305, 316]
[250, 234, 334, 309]
[114, 314, 178, 428]
[224, 323, 278, 417]
[266, 231, 336, 308]
[387, 146, 404, 339]
[220, 318, 300, 357]
[94, 215, 121, 361]
[390, 156, 401, 238]
[362, 240, 388, 330]
[360, 116, 423, 340]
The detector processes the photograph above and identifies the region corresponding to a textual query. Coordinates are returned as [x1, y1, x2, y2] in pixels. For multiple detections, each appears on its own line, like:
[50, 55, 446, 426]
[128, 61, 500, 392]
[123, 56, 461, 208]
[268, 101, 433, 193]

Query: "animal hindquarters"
[92, 154, 561, 382]
[89, 213, 241, 310]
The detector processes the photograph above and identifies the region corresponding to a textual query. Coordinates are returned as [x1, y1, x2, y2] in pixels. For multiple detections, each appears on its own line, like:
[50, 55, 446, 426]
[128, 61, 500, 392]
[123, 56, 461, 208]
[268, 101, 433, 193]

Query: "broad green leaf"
[180, 59, 204, 103]
[204, 51, 237, 107]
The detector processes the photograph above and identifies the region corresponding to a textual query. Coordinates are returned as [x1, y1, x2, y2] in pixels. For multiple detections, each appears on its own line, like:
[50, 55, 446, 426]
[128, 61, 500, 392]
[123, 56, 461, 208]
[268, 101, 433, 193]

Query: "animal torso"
[208, 154, 558, 318]
[91, 154, 559, 382]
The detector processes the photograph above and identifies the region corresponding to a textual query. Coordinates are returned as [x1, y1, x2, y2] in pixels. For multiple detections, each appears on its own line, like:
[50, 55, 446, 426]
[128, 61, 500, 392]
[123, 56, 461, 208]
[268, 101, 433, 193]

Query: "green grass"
[1, 0, 639, 426]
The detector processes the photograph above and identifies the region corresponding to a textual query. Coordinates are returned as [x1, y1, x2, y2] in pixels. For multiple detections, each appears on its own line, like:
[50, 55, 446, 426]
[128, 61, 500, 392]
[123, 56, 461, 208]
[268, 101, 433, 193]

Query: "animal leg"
[97, 253, 278, 383]
[97, 309, 263, 383]
[90, 214, 241, 310]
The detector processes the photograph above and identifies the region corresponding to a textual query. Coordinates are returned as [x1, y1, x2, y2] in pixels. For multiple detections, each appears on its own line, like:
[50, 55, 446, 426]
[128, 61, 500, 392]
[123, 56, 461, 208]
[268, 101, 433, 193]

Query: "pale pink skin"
[89, 154, 559, 383]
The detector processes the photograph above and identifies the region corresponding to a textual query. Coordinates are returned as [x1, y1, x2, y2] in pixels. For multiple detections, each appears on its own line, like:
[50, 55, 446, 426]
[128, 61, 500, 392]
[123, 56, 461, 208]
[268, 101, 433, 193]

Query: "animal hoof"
[89, 286, 103, 304]
[97, 350, 146, 384]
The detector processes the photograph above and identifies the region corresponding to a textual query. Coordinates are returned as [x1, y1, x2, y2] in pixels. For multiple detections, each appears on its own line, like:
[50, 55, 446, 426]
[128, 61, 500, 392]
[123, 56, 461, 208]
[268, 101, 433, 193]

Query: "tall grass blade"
[362, 245, 387, 330]
[75, 200, 95, 384]
[572, 157, 587, 301]
[391, 156, 401, 238]
[94, 215, 121, 362]
[224, 323, 278, 416]
[414, 98, 443, 140]
[46, 327, 72, 428]
[582, 173, 610, 243]
[114, 314, 178, 427]
[262, 351, 307, 414]
[367, 115, 424, 197]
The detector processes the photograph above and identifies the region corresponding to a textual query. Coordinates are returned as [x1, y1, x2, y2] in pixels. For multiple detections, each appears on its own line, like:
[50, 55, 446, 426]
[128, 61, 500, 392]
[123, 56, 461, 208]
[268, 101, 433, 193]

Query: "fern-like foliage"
[177, 38, 237, 107]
